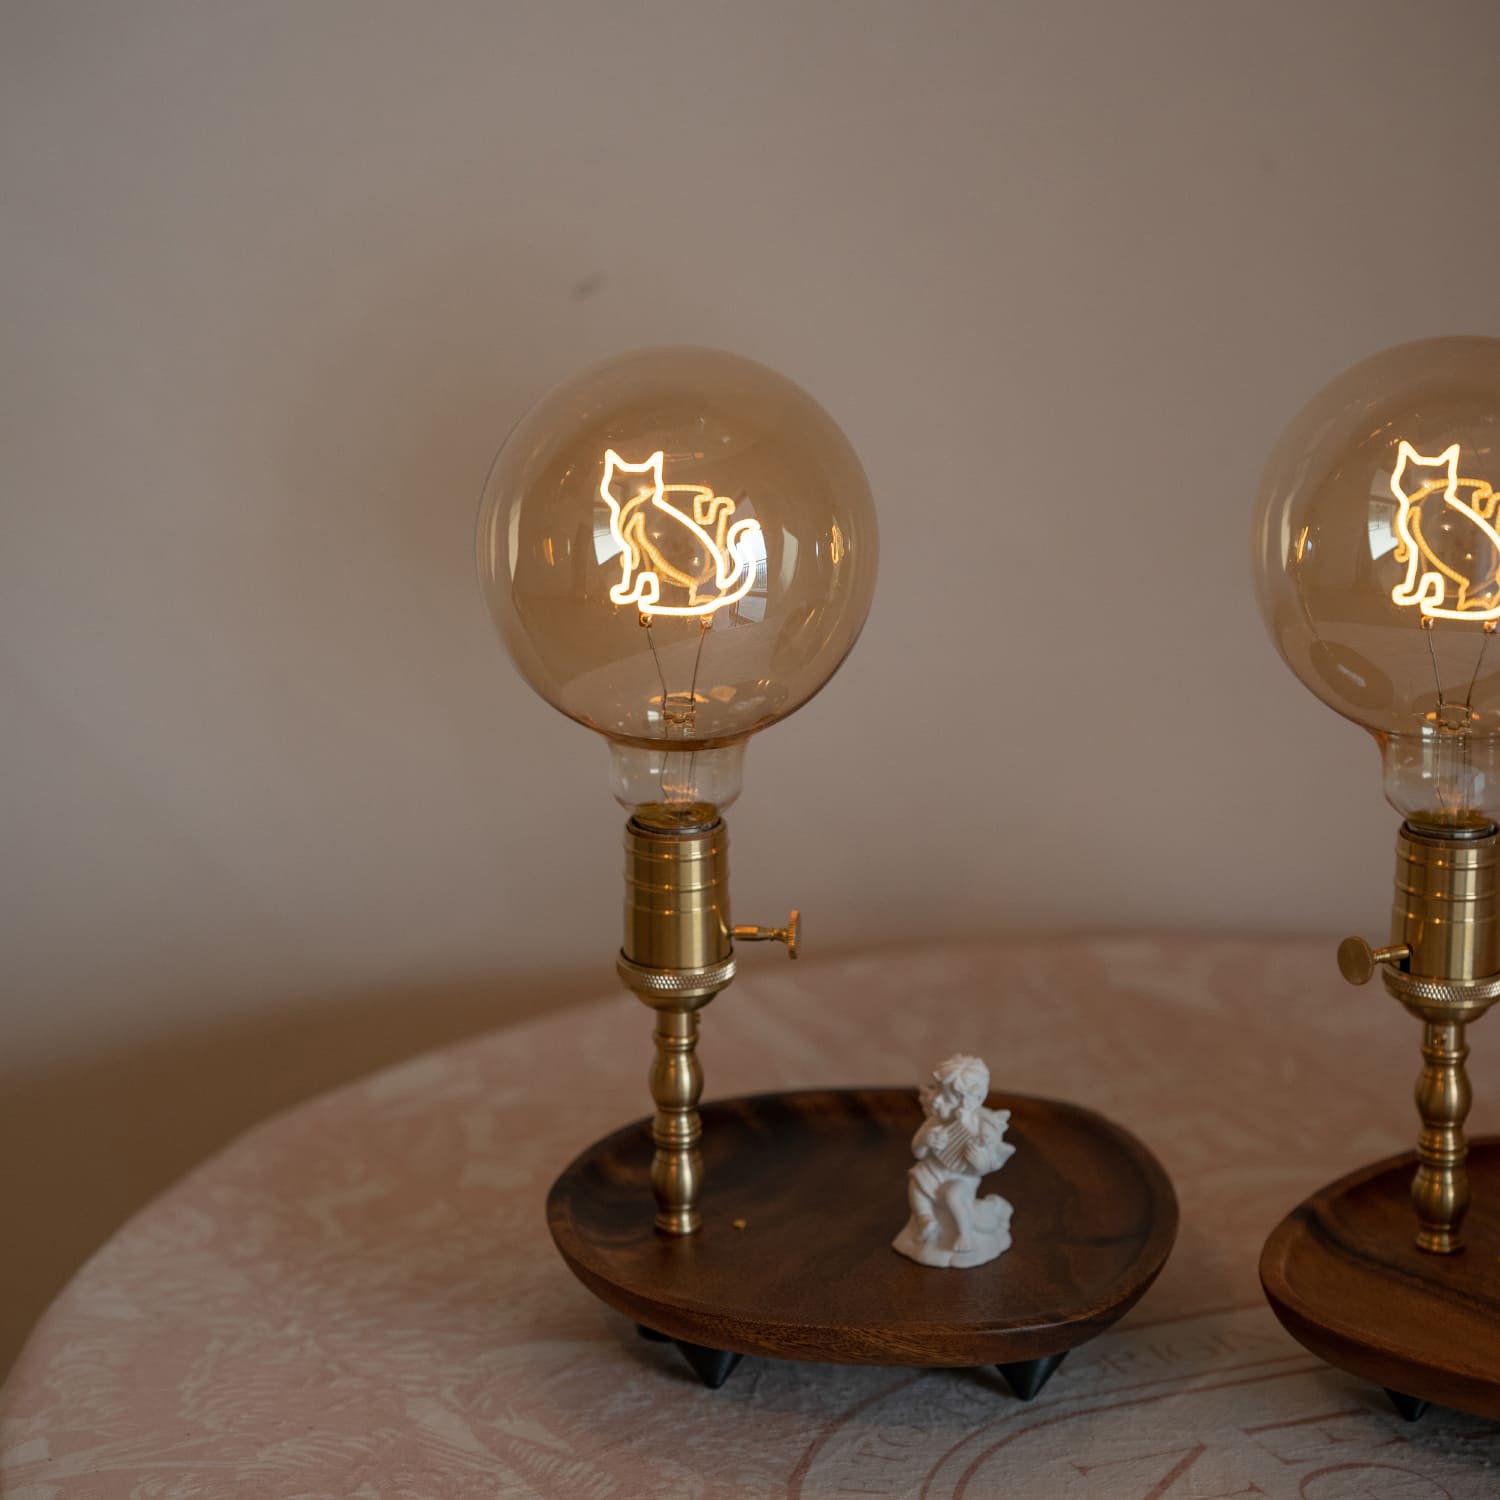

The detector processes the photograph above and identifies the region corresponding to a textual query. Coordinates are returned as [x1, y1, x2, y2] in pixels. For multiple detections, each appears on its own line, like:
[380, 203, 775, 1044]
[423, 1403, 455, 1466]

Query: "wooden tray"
[1261, 1136, 1500, 1421]
[547, 1087, 1177, 1390]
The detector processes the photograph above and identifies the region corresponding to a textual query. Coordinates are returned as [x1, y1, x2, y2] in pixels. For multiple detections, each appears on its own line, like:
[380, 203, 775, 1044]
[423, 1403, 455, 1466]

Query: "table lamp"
[477, 345, 877, 1235]
[480, 346, 1174, 1395]
[1253, 335, 1500, 1420]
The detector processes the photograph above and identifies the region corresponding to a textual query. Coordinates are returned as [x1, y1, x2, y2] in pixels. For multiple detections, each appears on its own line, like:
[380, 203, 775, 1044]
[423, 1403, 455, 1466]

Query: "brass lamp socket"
[1392, 822, 1500, 982]
[622, 815, 731, 976]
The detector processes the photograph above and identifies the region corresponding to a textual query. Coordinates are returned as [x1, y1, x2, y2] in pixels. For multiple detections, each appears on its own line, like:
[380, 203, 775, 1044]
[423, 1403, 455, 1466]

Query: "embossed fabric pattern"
[3, 938, 1499, 1497]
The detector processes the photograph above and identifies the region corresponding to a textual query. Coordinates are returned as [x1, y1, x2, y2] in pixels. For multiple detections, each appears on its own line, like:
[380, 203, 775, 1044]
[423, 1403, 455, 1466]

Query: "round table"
[4, 938, 1499, 1498]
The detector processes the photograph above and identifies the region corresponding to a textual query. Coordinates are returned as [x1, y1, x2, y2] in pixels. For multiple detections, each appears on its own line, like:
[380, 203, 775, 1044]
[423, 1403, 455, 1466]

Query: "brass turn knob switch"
[1337, 937, 1411, 986]
[733, 910, 800, 960]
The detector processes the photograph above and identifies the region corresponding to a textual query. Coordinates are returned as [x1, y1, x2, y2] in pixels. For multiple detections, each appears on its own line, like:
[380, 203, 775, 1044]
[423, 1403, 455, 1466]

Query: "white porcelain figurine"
[892, 1054, 1015, 1269]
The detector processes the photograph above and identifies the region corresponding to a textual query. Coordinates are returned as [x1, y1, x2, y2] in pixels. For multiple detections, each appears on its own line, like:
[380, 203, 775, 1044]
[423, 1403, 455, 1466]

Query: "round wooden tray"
[1261, 1136, 1500, 1421]
[547, 1087, 1177, 1380]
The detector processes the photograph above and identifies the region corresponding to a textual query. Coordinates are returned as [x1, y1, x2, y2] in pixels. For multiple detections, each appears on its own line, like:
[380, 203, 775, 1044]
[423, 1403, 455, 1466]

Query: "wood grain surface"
[1260, 1136, 1500, 1420]
[547, 1087, 1177, 1366]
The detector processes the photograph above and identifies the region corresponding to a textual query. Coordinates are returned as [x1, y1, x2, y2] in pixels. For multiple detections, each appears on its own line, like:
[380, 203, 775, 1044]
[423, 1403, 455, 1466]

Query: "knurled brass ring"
[616, 953, 737, 994]
[1381, 968, 1500, 1006]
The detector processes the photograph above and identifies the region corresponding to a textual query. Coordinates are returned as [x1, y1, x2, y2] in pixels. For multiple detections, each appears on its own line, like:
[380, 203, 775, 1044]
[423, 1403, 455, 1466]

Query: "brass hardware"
[622, 816, 731, 972]
[647, 1008, 705, 1236]
[617, 953, 737, 995]
[1336, 938, 1410, 985]
[1379, 967, 1500, 1009]
[1343, 824, 1500, 1252]
[1412, 1018, 1473, 1254]
[616, 817, 732, 1236]
[1379, 964, 1500, 1253]
[732, 910, 800, 959]
[614, 815, 796, 1236]
[1392, 823, 1499, 981]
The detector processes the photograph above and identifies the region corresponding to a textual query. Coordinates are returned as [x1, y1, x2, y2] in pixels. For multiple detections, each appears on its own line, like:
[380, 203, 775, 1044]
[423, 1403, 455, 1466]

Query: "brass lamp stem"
[614, 809, 795, 1235]
[1341, 822, 1500, 1253]
[648, 1009, 705, 1235]
[1413, 1019, 1472, 1254]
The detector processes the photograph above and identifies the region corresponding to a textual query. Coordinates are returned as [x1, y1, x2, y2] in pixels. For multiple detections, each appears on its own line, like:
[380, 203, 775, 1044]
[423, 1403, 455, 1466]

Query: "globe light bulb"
[477, 345, 877, 828]
[1253, 337, 1500, 833]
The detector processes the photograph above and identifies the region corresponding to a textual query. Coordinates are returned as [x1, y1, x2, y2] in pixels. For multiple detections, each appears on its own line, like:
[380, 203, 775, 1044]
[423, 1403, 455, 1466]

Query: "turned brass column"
[1340, 824, 1500, 1252]
[615, 807, 796, 1236]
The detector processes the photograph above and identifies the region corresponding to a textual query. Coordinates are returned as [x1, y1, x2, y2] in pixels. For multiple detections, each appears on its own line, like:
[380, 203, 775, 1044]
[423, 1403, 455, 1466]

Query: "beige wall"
[5, 1, 1500, 1371]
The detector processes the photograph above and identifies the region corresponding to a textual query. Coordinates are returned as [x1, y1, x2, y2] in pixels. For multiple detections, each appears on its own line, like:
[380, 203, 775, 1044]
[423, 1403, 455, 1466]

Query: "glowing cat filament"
[600, 449, 762, 617]
[1391, 440, 1500, 621]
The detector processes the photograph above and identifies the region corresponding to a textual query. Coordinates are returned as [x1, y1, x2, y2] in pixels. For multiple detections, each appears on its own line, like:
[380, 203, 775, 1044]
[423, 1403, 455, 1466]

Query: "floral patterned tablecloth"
[4, 937, 1499, 1498]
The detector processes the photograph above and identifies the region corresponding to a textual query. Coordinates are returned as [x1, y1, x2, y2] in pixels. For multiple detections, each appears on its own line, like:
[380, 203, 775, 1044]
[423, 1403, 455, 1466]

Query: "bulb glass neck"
[1378, 729, 1500, 835]
[609, 740, 745, 828]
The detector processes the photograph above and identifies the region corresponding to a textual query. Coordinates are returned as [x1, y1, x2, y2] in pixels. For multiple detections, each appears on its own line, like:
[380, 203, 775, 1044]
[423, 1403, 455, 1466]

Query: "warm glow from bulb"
[1390, 440, 1500, 621]
[600, 449, 763, 618]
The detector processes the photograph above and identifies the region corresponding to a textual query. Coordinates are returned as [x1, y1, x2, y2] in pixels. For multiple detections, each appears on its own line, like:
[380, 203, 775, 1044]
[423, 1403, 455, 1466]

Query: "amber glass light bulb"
[1253, 337, 1500, 832]
[477, 346, 878, 826]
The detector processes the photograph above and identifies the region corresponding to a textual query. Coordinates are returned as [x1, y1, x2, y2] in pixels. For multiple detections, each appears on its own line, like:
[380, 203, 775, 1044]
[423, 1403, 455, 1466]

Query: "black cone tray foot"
[998, 1351, 1068, 1400]
[1385, 1389, 1430, 1422]
[636, 1325, 744, 1389]
[552, 1088, 1176, 1383]
[1261, 1136, 1500, 1422]
[673, 1341, 743, 1389]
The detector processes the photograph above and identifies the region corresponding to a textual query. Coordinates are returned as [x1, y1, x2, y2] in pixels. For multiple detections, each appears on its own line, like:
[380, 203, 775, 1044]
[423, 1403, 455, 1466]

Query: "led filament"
[1390, 441, 1500, 622]
[602, 450, 764, 618]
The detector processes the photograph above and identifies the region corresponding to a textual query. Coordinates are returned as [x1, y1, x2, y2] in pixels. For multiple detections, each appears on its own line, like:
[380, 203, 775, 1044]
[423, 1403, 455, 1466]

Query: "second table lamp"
[1253, 335, 1500, 1419]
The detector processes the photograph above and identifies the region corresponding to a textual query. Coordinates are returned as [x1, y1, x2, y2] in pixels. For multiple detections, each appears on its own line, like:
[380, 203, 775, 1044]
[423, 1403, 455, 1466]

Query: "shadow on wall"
[0, 236, 674, 1380]
[0, 966, 603, 1379]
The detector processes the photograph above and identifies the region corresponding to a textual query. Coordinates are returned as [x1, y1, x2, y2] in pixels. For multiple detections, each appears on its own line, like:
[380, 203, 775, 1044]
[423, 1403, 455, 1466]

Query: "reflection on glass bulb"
[477, 346, 878, 826]
[1252, 336, 1500, 832]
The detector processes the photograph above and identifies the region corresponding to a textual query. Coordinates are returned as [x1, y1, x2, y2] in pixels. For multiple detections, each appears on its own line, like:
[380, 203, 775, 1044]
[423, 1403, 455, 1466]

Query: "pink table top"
[4, 937, 1500, 1497]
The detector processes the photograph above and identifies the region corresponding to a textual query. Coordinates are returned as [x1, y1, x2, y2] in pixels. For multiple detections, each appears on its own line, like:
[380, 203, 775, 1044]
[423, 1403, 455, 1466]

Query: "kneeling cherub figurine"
[892, 1054, 1015, 1269]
